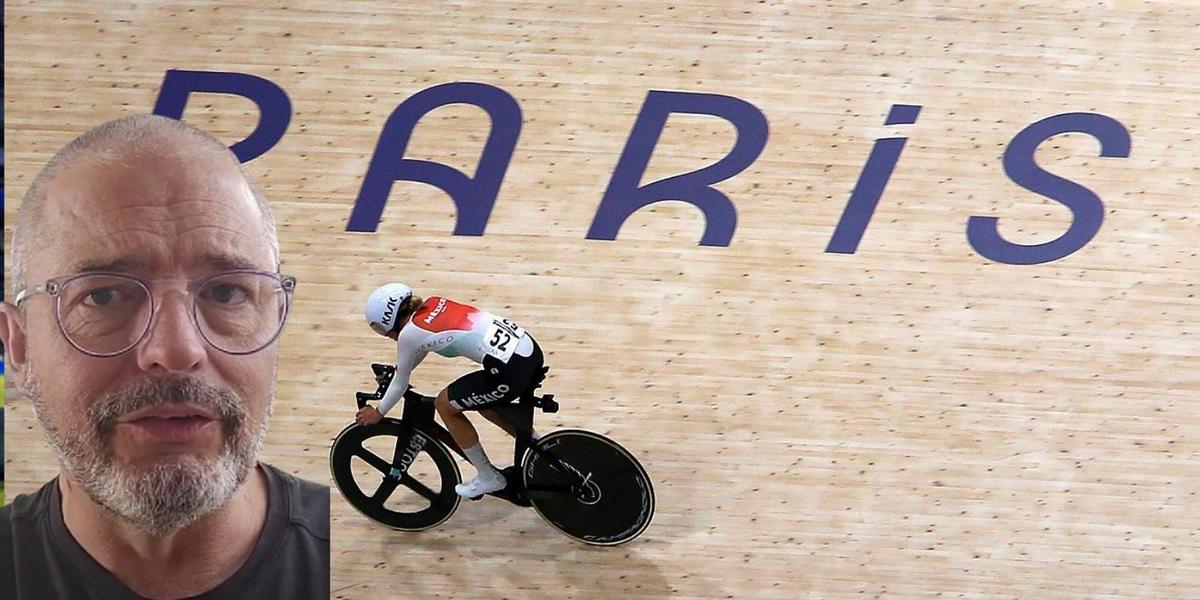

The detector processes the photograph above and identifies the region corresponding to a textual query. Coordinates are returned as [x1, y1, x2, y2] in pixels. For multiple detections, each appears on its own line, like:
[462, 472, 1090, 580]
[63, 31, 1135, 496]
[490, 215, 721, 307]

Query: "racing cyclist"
[354, 283, 545, 498]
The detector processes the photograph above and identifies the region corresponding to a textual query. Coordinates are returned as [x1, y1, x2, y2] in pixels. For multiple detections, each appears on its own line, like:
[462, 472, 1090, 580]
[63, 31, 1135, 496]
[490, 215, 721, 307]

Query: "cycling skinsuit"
[376, 296, 544, 415]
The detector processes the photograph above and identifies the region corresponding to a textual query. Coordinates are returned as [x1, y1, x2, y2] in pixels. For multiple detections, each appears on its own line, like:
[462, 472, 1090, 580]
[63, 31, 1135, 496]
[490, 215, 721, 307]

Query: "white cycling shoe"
[456, 471, 507, 498]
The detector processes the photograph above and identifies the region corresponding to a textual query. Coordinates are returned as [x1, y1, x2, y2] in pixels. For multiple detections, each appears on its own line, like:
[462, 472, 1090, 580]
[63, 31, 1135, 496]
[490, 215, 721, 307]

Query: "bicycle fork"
[388, 431, 427, 480]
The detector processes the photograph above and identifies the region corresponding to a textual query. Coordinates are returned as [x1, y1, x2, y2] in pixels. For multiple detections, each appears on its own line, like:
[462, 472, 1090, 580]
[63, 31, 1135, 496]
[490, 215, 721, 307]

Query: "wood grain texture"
[5, 1, 1200, 597]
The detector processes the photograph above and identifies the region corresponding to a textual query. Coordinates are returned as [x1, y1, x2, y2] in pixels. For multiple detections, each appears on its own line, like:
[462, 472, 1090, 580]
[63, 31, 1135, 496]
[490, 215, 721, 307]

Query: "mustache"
[91, 376, 246, 436]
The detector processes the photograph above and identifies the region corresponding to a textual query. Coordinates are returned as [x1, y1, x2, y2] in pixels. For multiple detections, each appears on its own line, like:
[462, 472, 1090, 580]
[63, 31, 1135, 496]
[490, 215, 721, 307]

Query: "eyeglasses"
[14, 270, 297, 357]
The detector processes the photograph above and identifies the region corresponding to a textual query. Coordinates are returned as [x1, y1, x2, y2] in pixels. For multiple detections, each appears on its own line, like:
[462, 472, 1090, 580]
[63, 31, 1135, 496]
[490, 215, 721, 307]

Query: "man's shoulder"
[260, 464, 329, 541]
[0, 501, 11, 541]
[1, 480, 58, 532]
[1, 480, 58, 571]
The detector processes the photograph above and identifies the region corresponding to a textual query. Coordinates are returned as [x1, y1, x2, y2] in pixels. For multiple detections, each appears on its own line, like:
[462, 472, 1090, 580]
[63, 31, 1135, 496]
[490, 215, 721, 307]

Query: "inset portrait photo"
[0, 115, 330, 599]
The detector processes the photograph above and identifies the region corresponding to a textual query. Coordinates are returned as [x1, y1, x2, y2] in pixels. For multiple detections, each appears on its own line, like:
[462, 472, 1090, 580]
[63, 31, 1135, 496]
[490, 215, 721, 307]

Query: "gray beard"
[25, 370, 272, 536]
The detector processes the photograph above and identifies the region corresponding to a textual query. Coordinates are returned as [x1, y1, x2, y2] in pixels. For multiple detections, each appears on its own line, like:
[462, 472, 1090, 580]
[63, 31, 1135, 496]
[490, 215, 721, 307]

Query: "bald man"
[0, 115, 329, 599]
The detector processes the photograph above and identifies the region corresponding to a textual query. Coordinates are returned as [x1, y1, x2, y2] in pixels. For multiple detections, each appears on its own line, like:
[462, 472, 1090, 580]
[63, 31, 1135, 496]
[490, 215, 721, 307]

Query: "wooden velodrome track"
[6, 1, 1200, 597]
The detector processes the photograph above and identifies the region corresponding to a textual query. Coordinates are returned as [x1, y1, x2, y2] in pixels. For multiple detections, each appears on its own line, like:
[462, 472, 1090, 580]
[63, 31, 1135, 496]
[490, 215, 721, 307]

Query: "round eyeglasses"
[14, 270, 297, 357]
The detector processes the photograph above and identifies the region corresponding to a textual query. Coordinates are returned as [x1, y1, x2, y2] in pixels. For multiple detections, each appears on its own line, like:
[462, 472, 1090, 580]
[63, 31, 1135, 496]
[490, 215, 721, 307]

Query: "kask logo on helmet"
[382, 296, 398, 327]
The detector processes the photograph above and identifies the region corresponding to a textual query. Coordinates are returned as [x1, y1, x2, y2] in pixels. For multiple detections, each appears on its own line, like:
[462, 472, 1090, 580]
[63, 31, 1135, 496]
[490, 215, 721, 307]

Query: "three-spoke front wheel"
[330, 420, 462, 531]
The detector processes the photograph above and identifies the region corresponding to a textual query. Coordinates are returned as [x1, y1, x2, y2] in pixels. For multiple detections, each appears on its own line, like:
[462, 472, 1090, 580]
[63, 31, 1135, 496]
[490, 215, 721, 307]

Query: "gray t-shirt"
[0, 463, 330, 599]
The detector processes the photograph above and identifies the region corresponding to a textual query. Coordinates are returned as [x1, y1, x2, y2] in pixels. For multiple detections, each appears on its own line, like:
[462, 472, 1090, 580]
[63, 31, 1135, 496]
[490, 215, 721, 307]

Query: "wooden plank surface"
[5, 1, 1200, 597]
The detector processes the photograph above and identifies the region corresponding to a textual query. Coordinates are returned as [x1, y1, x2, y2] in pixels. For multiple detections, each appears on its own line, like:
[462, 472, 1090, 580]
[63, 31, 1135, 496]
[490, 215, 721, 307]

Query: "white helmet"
[365, 283, 413, 336]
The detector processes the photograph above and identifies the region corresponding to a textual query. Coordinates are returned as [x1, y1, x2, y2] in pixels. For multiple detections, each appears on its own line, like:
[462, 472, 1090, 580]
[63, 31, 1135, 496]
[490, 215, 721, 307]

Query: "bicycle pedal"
[468, 494, 484, 501]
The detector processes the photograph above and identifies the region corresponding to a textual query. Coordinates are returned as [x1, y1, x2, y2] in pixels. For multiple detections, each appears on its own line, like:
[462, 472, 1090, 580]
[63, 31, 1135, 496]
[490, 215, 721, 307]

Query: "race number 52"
[485, 318, 525, 361]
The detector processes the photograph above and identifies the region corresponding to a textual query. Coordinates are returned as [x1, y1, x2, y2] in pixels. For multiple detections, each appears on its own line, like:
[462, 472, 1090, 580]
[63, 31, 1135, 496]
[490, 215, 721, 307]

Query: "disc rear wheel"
[523, 429, 654, 545]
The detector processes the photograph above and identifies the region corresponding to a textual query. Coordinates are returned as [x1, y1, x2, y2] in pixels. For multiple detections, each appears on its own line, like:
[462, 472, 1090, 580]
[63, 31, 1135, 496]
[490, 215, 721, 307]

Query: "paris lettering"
[153, 69, 1132, 266]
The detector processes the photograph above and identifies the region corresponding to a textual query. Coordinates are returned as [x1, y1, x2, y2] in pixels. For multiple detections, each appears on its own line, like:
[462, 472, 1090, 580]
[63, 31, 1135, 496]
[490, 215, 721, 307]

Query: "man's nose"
[135, 291, 206, 373]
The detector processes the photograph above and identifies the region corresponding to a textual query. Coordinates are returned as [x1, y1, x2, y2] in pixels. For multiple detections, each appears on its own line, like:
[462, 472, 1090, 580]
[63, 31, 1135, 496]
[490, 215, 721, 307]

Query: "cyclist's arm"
[377, 333, 428, 416]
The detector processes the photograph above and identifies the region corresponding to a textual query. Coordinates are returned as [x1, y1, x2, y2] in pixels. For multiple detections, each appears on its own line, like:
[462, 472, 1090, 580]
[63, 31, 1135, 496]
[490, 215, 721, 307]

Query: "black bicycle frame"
[396, 389, 539, 468]
[356, 363, 571, 499]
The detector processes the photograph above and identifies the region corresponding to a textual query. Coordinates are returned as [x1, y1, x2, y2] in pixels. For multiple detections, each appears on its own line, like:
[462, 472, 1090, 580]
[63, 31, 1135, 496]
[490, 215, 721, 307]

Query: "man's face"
[15, 142, 279, 533]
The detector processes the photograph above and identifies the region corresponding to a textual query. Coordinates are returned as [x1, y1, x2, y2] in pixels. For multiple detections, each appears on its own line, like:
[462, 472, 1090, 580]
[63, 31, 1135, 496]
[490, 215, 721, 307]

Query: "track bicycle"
[329, 363, 654, 545]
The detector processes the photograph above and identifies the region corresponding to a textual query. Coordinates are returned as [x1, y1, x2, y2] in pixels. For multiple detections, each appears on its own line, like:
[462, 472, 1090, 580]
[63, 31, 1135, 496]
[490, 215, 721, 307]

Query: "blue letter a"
[347, 82, 521, 235]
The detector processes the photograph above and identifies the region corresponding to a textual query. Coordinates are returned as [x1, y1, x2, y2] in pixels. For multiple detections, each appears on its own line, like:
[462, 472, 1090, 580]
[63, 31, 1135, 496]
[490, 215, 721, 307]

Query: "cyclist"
[354, 283, 545, 498]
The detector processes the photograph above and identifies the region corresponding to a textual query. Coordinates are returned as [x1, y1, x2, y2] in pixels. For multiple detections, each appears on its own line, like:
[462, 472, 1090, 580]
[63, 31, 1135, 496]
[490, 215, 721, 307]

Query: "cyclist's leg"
[442, 343, 544, 496]
[480, 341, 544, 439]
[440, 370, 512, 496]
[434, 387, 481, 449]
[478, 408, 520, 438]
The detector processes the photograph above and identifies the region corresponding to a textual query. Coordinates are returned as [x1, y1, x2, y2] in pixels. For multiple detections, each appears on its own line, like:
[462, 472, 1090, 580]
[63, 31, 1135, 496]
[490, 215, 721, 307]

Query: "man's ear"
[0, 301, 30, 387]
